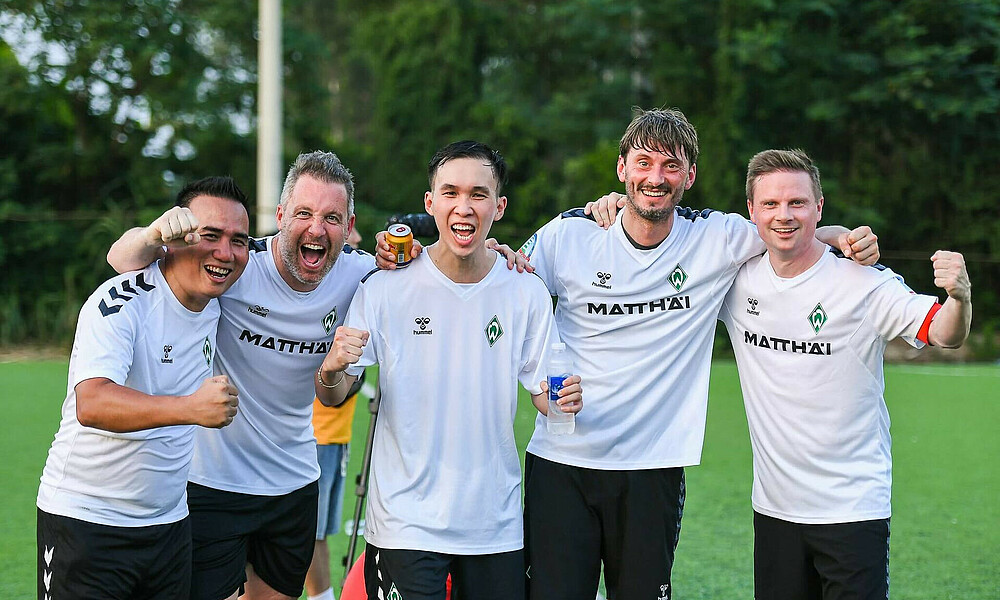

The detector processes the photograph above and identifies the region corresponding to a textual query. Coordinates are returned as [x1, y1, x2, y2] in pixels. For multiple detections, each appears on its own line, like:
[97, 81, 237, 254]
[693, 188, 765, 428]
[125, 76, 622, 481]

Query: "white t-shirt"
[345, 255, 557, 554]
[37, 263, 218, 527]
[188, 238, 374, 495]
[719, 250, 939, 524]
[522, 208, 764, 469]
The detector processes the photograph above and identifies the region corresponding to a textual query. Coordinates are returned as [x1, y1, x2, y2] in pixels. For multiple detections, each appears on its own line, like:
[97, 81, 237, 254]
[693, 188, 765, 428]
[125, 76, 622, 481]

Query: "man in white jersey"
[37, 177, 249, 600]
[107, 152, 373, 600]
[517, 108, 881, 600]
[718, 149, 972, 600]
[320, 141, 583, 600]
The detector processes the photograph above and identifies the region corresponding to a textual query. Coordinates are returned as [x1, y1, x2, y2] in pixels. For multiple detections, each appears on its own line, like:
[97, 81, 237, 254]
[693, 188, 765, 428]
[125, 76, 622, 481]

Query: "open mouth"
[300, 243, 328, 268]
[772, 227, 798, 236]
[451, 223, 476, 244]
[639, 186, 669, 198]
[205, 265, 233, 282]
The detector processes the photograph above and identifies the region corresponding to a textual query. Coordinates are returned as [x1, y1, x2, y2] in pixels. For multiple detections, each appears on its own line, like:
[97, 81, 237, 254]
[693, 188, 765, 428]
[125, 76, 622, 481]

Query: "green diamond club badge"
[808, 302, 828, 334]
[323, 307, 338, 335]
[485, 315, 504, 347]
[203, 337, 212, 367]
[668, 264, 688, 292]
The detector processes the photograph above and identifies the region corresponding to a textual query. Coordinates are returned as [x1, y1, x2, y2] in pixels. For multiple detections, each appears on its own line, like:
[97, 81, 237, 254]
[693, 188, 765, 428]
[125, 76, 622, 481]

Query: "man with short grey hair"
[108, 150, 374, 600]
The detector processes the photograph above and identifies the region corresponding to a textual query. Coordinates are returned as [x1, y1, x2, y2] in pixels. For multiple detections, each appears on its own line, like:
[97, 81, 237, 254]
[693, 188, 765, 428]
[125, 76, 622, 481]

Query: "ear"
[424, 191, 434, 215]
[494, 195, 508, 221]
[685, 163, 697, 190]
[617, 156, 627, 183]
[345, 214, 356, 236]
[275, 203, 284, 225]
[816, 196, 824, 223]
[747, 198, 755, 223]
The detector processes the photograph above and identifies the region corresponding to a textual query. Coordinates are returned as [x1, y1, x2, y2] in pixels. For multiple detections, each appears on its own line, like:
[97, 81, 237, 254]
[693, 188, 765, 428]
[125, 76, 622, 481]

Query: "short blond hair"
[746, 149, 822, 203]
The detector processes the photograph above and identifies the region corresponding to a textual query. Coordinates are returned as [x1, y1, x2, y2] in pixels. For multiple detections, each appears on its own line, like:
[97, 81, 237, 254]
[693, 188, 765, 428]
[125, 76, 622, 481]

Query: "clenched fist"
[320, 326, 370, 374]
[146, 206, 201, 247]
[186, 375, 239, 428]
[931, 250, 971, 302]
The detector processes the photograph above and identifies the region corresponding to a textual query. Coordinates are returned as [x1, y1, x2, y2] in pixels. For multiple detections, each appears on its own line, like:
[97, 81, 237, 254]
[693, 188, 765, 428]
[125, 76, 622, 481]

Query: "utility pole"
[256, 0, 282, 235]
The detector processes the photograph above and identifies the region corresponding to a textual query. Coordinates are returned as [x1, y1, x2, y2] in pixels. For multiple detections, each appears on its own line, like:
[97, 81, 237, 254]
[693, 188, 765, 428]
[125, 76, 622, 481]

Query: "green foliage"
[1, 0, 997, 348]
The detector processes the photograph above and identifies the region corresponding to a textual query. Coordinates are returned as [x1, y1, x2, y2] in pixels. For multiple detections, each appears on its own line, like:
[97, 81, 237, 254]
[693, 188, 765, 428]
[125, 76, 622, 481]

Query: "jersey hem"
[36, 498, 188, 528]
[186, 474, 319, 497]
[364, 533, 523, 556]
[752, 504, 891, 525]
[524, 448, 701, 470]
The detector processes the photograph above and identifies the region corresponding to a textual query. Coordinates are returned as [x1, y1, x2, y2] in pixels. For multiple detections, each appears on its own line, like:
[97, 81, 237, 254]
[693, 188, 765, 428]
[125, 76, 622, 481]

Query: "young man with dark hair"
[321, 141, 582, 600]
[519, 108, 881, 599]
[107, 152, 374, 600]
[719, 148, 971, 600]
[37, 176, 249, 600]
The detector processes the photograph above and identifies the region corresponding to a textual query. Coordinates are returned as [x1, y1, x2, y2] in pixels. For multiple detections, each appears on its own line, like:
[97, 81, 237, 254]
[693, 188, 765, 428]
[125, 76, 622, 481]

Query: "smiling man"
[107, 152, 374, 600]
[719, 149, 972, 600]
[37, 176, 249, 600]
[318, 141, 582, 600]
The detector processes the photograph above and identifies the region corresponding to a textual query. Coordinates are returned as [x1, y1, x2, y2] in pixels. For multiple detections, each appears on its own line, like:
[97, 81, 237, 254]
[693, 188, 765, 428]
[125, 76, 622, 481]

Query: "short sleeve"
[517, 284, 559, 396]
[344, 281, 378, 376]
[71, 289, 139, 387]
[518, 216, 561, 294]
[721, 213, 766, 267]
[866, 271, 939, 348]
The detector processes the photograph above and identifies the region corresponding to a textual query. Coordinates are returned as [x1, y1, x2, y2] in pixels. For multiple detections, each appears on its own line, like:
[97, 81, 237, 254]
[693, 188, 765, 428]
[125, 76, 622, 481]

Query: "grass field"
[2, 360, 997, 598]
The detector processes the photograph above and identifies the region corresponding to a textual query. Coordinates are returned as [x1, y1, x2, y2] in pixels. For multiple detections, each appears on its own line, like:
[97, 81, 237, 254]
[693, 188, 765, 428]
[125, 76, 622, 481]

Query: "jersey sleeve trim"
[360, 267, 381, 284]
[916, 302, 943, 345]
[560, 208, 596, 221]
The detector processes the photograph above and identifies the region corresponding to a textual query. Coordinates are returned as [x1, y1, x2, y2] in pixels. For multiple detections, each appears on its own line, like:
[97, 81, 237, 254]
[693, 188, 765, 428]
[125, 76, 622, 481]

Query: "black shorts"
[364, 543, 525, 600]
[187, 481, 318, 600]
[36, 508, 191, 600]
[523, 453, 685, 600]
[753, 511, 890, 600]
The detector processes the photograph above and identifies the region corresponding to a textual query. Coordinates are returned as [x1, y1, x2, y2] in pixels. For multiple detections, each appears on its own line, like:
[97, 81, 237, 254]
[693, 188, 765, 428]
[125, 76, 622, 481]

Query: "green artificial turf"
[2, 360, 996, 599]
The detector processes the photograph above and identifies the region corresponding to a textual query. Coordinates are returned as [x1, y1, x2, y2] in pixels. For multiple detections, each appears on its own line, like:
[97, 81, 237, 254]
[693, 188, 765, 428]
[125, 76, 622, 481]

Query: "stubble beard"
[277, 230, 339, 287]
[625, 182, 684, 223]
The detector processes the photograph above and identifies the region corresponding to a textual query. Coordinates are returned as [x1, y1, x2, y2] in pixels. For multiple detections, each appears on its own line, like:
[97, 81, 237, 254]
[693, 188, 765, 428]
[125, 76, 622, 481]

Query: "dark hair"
[427, 140, 508, 194]
[745, 149, 823, 203]
[175, 176, 249, 208]
[281, 150, 355, 214]
[619, 107, 699, 166]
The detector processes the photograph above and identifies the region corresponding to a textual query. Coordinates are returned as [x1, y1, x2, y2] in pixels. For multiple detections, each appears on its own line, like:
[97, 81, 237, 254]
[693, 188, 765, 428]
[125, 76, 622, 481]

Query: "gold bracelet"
[317, 368, 345, 389]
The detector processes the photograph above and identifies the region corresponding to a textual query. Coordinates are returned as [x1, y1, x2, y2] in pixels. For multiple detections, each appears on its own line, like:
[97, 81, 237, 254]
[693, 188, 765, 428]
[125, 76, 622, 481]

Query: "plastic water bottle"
[547, 343, 575, 435]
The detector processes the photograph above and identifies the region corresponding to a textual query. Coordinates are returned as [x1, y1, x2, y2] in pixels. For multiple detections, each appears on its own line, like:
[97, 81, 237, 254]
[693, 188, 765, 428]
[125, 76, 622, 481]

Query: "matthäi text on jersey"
[587, 295, 691, 316]
[744, 330, 832, 356]
[238, 328, 331, 354]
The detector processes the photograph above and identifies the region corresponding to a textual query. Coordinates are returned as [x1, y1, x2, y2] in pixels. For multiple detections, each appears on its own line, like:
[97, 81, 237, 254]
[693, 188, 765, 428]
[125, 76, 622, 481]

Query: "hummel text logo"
[747, 297, 760, 316]
[592, 271, 612, 289]
[413, 317, 433, 335]
[162, 345, 174, 364]
[248, 304, 270, 318]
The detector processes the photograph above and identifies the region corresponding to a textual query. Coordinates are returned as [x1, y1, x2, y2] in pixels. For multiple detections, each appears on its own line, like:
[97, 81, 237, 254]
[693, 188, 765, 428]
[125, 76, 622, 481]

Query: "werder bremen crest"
[485, 315, 504, 347]
[322, 307, 338, 335]
[203, 337, 212, 367]
[668, 264, 688, 292]
[808, 302, 828, 334]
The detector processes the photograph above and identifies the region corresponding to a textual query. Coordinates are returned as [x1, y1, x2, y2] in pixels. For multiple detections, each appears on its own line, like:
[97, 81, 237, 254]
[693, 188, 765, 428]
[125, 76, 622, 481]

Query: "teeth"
[206, 266, 231, 276]
[452, 224, 474, 231]
[303, 243, 324, 250]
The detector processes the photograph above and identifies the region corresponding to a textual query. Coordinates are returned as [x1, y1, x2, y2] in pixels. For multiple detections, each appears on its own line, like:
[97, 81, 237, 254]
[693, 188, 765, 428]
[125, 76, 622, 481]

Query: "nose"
[648, 168, 666, 186]
[454, 195, 474, 215]
[307, 215, 326, 236]
[213, 239, 235, 263]
[776, 203, 792, 221]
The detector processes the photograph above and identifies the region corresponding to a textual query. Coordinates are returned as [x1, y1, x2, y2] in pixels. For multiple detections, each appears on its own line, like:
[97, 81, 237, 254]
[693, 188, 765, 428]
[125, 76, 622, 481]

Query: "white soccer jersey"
[344, 255, 557, 554]
[719, 250, 939, 524]
[37, 263, 218, 527]
[522, 208, 764, 469]
[188, 238, 374, 495]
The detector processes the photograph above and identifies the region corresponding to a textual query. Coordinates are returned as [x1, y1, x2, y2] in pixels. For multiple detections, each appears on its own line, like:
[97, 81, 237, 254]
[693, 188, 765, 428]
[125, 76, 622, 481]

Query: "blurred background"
[1, 0, 997, 355]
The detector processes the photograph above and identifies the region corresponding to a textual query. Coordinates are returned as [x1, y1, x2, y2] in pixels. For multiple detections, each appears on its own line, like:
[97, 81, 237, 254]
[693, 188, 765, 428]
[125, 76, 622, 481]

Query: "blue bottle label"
[548, 375, 567, 402]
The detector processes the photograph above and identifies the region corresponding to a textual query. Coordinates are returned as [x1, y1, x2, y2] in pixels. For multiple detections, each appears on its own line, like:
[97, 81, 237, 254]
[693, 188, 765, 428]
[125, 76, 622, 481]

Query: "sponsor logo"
[668, 264, 688, 292]
[323, 307, 338, 335]
[747, 297, 760, 316]
[485, 315, 504, 347]
[238, 328, 332, 354]
[658, 583, 671, 600]
[587, 295, 691, 316]
[518, 233, 538, 259]
[808, 302, 828, 334]
[161, 345, 174, 364]
[413, 317, 433, 335]
[592, 271, 612, 289]
[203, 337, 213, 366]
[744, 330, 832, 355]
[248, 304, 270, 318]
